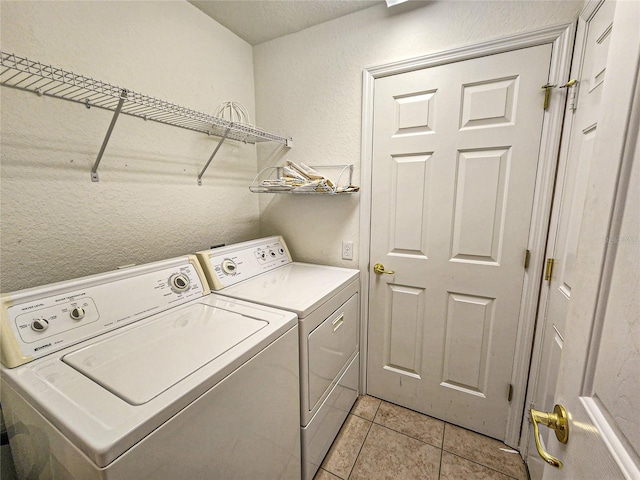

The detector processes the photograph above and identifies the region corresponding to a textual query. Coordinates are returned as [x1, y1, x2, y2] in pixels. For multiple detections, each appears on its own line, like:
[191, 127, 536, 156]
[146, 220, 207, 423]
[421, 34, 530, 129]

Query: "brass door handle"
[373, 263, 395, 275]
[530, 404, 569, 469]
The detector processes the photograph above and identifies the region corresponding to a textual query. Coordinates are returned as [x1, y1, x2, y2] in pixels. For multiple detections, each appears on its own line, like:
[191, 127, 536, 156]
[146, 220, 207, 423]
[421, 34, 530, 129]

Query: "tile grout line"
[370, 417, 445, 450]
[371, 398, 446, 447]
[364, 397, 446, 479]
[436, 442, 444, 480]
[441, 422, 525, 479]
[346, 400, 381, 480]
[442, 450, 523, 480]
[440, 422, 448, 480]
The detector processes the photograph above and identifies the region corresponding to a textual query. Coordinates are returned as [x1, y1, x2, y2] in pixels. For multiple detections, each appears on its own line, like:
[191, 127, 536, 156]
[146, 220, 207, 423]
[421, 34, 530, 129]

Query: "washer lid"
[63, 303, 267, 405]
[220, 263, 359, 318]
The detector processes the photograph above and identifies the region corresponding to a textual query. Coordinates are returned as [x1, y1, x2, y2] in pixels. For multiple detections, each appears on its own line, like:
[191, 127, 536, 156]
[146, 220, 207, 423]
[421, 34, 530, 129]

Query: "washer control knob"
[222, 259, 237, 275]
[70, 307, 85, 320]
[169, 273, 191, 293]
[31, 318, 50, 332]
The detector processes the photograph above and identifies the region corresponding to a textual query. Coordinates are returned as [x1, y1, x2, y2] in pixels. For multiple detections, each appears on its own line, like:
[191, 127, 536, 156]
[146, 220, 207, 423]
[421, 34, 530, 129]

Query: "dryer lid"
[63, 303, 267, 405]
[220, 263, 359, 318]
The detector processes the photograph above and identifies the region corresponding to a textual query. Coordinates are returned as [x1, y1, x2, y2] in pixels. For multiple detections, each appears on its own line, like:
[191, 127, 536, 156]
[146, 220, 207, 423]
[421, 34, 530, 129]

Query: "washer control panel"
[197, 236, 292, 290]
[15, 297, 99, 344]
[1, 256, 207, 368]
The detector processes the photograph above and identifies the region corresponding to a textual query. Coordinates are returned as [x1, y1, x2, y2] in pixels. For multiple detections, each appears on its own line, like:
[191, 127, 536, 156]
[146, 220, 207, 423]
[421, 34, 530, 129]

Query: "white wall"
[253, 0, 583, 266]
[0, 1, 259, 292]
[0, 1, 587, 292]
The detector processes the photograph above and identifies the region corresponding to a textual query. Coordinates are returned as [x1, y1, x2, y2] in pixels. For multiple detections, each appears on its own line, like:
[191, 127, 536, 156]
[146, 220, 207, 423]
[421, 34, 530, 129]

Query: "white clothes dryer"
[0, 255, 300, 480]
[197, 236, 360, 480]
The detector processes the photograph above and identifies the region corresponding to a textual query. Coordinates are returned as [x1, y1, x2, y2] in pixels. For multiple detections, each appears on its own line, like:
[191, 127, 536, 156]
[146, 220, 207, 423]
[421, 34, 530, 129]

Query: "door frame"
[358, 23, 576, 447]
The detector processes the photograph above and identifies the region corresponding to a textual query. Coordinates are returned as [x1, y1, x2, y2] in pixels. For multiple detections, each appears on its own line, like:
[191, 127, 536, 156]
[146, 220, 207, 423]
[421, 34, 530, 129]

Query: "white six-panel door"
[525, 1, 615, 477]
[367, 45, 552, 440]
[542, 0, 640, 477]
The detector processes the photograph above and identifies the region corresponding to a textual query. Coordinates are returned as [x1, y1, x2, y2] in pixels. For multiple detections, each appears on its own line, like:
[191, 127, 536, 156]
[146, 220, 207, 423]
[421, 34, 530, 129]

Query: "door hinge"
[508, 384, 514, 402]
[560, 79, 579, 111]
[524, 249, 531, 269]
[541, 83, 557, 110]
[545, 258, 555, 282]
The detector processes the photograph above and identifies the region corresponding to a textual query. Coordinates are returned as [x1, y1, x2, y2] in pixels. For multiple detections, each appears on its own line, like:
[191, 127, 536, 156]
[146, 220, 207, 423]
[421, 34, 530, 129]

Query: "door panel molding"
[389, 154, 431, 254]
[385, 284, 426, 377]
[359, 23, 576, 447]
[442, 292, 495, 396]
[451, 147, 510, 265]
[460, 76, 518, 129]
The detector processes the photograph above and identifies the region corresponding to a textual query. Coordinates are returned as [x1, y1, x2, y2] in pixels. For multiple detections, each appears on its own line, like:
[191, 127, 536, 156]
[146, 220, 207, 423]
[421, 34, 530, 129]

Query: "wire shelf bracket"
[0, 51, 293, 183]
[91, 89, 127, 182]
[198, 127, 231, 186]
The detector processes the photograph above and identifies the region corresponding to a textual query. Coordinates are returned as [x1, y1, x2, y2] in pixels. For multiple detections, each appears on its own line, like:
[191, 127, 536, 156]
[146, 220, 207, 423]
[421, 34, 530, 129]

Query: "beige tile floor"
[315, 395, 529, 480]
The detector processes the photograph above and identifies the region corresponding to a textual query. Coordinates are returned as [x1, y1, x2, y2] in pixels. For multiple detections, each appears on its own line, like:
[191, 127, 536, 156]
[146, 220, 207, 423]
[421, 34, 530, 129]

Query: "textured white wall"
[254, 0, 583, 266]
[0, 1, 258, 292]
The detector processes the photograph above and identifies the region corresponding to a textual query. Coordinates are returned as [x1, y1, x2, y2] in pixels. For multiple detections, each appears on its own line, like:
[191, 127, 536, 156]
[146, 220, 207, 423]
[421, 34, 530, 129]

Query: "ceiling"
[189, 1, 382, 46]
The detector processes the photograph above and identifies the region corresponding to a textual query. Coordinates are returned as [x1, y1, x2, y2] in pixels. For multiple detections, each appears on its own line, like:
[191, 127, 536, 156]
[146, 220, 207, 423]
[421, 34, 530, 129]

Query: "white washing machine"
[196, 236, 360, 480]
[0, 255, 300, 480]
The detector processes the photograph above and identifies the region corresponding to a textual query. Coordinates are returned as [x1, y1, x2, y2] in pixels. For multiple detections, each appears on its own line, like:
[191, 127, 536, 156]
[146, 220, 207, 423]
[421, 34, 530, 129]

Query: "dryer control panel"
[197, 236, 292, 290]
[1, 256, 208, 368]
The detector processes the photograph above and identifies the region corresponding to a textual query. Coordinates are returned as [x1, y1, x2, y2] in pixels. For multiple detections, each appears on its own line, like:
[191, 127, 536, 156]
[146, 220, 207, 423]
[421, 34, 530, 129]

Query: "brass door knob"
[373, 263, 395, 275]
[530, 404, 569, 469]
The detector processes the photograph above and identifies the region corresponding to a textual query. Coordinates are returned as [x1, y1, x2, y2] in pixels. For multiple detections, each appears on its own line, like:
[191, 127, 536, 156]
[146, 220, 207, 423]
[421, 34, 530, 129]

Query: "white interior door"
[536, 1, 640, 478]
[525, 2, 615, 478]
[367, 45, 552, 440]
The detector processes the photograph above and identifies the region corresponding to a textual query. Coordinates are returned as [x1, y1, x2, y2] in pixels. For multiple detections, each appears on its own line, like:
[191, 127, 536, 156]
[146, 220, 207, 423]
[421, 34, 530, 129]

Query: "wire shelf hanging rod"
[24, 76, 54, 90]
[148, 111, 180, 122]
[2, 70, 26, 85]
[54, 84, 85, 97]
[67, 90, 95, 102]
[57, 86, 88, 99]
[39, 83, 72, 96]
[123, 104, 154, 115]
[78, 95, 108, 108]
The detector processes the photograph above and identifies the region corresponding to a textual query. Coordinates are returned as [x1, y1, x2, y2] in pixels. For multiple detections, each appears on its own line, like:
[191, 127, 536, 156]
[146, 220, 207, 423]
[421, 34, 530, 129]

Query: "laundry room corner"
[253, 0, 583, 268]
[0, 1, 261, 293]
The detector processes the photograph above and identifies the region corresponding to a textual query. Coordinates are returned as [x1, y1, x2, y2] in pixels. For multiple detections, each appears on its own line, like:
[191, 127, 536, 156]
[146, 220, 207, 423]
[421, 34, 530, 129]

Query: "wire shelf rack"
[0, 51, 293, 183]
[250, 164, 358, 195]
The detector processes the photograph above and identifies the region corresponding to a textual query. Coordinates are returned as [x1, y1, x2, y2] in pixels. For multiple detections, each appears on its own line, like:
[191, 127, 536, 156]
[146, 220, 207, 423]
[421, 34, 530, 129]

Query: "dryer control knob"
[31, 318, 50, 332]
[70, 307, 85, 320]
